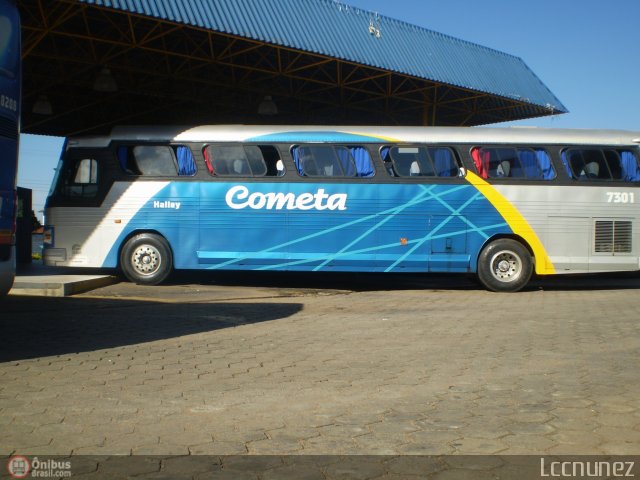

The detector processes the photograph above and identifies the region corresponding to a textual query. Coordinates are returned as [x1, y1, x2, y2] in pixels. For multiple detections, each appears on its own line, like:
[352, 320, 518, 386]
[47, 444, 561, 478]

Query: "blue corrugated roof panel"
[78, 0, 567, 112]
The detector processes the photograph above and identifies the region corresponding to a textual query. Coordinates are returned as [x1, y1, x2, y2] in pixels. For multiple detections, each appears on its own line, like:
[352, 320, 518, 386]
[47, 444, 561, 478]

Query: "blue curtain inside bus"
[621, 151, 640, 181]
[517, 149, 537, 178]
[177, 146, 197, 176]
[560, 151, 572, 178]
[335, 147, 357, 176]
[433, 149, 456, 177]
[535, 150, 555, 180]
[292, 147, 304, 176]
[117, 146, 128, 172]
[348, 147, 374, 177]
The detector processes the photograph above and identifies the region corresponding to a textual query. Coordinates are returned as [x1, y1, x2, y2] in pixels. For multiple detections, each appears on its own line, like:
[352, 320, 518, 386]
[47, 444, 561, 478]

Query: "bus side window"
[132, 146, 178, 176]
[291, 145, 361, 178]
[563, 148, 640, 182]
[564, 148, 599, 180]
[118, 145, 195, 176]
[204, 144, 268, 177]
[388, 146, 459, 178]
[563, 148, 621, 181]
[389, 147, 429, 177]
[472, 147, 554, 180]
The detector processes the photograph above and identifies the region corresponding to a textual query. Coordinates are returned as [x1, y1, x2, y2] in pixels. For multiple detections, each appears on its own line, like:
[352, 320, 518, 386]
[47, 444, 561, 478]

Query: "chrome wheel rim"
[489, 249, 522, 283]
[131, 244, 161, 276]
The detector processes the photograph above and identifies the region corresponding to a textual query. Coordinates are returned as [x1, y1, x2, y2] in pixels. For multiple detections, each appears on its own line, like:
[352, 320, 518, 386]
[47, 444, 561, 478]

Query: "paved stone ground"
[1, 272, 639, 477]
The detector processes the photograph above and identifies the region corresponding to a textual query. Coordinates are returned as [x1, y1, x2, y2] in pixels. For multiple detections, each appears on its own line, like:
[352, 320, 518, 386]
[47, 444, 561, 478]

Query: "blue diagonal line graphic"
[418, 185, 491, 240]
[384, 189, 483, 272]
[206, 185, 471, 270]
[312, 185, 441, 271]
[254, 222, 507, 270]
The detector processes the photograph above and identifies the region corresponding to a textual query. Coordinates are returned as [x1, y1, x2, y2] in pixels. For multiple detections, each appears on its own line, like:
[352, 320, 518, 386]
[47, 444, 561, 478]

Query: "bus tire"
[120, 233, 173, 285]
[477, 238, 533, 292]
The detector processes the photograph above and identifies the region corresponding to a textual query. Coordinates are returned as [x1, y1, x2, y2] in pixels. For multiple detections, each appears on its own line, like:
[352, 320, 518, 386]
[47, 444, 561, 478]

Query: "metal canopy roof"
[19, 0, 567, 136]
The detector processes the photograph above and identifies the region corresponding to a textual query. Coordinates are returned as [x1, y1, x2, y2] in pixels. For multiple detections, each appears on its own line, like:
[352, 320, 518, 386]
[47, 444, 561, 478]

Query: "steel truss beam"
[18, 0, 554, 136]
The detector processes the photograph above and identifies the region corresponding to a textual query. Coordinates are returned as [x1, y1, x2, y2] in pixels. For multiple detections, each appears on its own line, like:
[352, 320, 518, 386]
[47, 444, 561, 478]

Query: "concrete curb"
[10, 270, 119, 297]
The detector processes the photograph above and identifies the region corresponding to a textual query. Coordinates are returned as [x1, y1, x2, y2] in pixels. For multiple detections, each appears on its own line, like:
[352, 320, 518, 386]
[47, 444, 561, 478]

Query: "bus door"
[45, 148, 115, 266]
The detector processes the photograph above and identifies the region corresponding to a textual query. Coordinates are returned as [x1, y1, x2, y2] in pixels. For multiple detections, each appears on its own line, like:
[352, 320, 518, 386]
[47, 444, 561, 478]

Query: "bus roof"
[66, 125, 640, 149]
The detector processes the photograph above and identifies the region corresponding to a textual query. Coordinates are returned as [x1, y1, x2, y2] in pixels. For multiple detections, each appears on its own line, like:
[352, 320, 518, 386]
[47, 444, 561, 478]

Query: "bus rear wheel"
[477, 239, 533, 292]
[120, 233, 173, 285]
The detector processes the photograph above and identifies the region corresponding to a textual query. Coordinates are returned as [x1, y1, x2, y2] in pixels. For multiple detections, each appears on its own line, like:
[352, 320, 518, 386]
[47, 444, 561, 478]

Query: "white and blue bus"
[43, 125, 640, 292]
[0, 0, 20, 297]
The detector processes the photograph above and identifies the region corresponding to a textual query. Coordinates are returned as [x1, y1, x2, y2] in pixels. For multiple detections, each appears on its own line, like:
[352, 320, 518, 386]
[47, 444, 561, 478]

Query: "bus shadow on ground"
[530, 271, 640, 291]
[176, 270, 640, 292]
[177, 270, 481, 292]
[0, 296, 303, 362]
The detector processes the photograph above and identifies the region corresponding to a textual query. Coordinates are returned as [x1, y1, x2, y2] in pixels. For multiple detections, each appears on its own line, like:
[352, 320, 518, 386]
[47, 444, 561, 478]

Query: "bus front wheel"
[120, 233, 173, 285]
[477, 239, 533, 292]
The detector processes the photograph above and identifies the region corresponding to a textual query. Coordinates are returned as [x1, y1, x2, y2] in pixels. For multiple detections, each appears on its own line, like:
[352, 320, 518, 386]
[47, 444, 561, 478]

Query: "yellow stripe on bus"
[341, 135, 555, 275]
[342, 131, 402, 143]
[465, 170, 556, 275]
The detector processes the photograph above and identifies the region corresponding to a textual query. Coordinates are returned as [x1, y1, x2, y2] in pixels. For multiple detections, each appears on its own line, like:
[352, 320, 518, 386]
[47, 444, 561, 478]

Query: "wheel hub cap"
[132, 245, 160, 275]
[491, 251, 521, 282]
[497, 260, 511, 273]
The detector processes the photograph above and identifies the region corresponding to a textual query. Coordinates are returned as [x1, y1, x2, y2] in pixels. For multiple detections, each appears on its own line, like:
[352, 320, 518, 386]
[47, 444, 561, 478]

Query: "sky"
[17, 0, 640, 216]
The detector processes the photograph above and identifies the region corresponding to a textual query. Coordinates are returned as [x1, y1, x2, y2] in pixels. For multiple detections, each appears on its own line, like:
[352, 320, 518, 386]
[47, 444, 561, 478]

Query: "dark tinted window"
[133, 146, 177, 176]
[118, 145, 196, 176]
[561, 148, 638, 181]
[203, 145, 280, 177]
[471, 147, 555, 180]
[292, 145, 374, 178]
[381, 146, 460, 178]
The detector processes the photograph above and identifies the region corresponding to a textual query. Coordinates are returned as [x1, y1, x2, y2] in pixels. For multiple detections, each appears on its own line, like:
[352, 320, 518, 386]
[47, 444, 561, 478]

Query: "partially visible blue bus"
[44, 125, 640, 292]
[0, 0, 20, 297]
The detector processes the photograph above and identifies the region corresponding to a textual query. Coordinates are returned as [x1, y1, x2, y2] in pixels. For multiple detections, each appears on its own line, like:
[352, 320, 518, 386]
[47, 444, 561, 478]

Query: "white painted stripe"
[60, 181, 169, 267]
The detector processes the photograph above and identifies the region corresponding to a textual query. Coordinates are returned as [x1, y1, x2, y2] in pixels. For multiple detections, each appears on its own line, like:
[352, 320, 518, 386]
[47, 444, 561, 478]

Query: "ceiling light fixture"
[32, 95, 52, 115]
[93, 67, 118, 92]
[258, 95, 278, 116]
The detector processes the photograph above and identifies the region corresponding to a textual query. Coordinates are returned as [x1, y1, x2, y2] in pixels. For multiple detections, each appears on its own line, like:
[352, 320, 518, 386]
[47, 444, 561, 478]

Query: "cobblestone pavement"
[1, 272, 639, 477]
